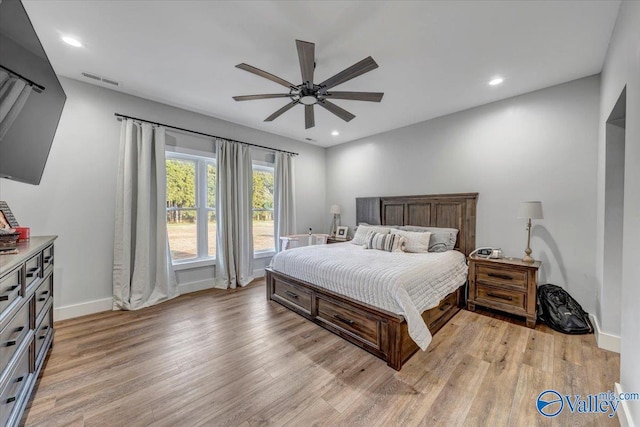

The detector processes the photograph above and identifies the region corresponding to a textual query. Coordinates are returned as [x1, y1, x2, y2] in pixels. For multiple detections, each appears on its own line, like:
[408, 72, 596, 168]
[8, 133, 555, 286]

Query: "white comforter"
[270, 242, 468, 350]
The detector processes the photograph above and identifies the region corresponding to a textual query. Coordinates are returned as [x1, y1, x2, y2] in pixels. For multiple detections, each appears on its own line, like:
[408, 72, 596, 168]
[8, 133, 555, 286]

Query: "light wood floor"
[23, 280, 620, 427]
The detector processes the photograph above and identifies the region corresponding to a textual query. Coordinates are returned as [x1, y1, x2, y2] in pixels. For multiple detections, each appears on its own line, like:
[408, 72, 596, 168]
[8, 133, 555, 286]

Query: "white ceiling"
[22, 0, 620, 147]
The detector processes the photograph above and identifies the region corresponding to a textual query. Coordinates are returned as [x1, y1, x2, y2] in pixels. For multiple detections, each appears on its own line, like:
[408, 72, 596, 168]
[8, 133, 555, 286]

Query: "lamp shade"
[330, 204, 341, 215]
[518, 201, 543, 219]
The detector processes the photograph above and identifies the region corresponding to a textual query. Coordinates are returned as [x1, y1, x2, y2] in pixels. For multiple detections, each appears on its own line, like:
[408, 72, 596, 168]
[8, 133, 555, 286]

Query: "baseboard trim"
[615, 383, 634, 427]
[253, 268, 265, 279]
[54, 298, 113, 322]
[589, 314, 621, 353]
[178, 279, 215, 294]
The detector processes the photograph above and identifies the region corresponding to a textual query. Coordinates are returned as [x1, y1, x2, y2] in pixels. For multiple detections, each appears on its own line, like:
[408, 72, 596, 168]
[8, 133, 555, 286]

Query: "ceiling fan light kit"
[233, 40, 383, 129]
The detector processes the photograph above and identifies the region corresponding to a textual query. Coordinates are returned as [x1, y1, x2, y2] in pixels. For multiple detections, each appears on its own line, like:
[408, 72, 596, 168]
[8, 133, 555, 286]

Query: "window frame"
[165, 149, 216, 265]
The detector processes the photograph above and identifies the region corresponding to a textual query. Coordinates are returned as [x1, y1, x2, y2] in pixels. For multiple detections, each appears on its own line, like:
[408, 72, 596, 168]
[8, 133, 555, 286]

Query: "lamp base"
[522, 254, 535, 263]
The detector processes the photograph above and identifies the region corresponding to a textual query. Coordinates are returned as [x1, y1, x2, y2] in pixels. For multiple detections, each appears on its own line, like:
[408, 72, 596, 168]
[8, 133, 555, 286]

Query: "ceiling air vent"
[81, 71, 120, 87]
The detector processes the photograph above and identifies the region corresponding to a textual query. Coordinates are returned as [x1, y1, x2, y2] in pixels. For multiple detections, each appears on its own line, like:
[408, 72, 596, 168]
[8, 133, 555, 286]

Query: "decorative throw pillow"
[364, 231, 404, 252]
[390, 230, 432, 253]
[352, 224, 391, 246]
[398, 226, 458, 252]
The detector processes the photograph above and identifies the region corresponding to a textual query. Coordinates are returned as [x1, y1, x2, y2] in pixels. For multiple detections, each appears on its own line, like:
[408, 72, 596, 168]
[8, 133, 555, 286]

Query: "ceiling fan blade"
[324, 91, 384, 102]
[305, 104, 315, 129]
[317, 99, 355, 122]
[236, 63, 296, 89]
[264, 101, 299, 122]
[296, 40, 315, 86]
[233, 94, 291, 101]
[319, 56, 378, 91]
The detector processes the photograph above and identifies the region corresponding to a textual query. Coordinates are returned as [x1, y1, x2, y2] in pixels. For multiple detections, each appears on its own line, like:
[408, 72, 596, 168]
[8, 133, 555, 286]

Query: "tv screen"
[0, 0, 66, 185]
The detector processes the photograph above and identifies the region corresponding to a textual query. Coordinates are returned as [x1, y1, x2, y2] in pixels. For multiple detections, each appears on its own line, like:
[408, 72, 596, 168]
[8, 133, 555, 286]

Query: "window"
[253, 163, 274, 253]
[166, 152, 216, 262]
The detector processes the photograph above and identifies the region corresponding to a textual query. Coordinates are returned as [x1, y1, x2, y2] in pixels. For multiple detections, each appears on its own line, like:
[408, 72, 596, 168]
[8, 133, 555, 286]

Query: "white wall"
[597, 1, 640, 424]
[326, 76, 600, 315]
[0, 77, 326, 319]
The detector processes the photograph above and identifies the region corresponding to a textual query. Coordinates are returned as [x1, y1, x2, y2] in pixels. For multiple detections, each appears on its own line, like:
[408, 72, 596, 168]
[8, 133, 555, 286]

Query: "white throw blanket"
[270, 242, 468, 350]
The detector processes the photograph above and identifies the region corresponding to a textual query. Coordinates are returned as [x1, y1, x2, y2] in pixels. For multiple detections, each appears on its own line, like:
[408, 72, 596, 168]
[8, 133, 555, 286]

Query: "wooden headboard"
[356, 193, 478, 256]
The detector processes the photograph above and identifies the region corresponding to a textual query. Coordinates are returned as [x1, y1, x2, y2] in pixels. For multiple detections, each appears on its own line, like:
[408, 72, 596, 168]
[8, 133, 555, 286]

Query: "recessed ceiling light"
[489, 77, 504, 86]
[62, 36, 82, 47]
[331, 131, 339, 136]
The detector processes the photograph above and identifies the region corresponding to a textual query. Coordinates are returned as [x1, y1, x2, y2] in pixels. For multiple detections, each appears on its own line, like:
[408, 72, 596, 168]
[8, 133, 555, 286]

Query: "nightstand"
[327, 237, 351, 244]
[467, 255, 541, 328]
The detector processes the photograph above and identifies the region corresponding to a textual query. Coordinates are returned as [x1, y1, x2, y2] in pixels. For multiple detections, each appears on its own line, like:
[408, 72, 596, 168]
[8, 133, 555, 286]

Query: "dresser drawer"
[42, 244, 54, 274]
[24, 253, 41, 291]
[0, 342, 31, 427]
[35, 304, 53, 364]
[475, 284, 526, 311]
[273, 279, 312, 314]
[317, 297, 381, 349]
[34, 273, 53, 323]
[0, 302, 30, 373]
[0, 267, 23, 321]
[476, 264, 527, 290]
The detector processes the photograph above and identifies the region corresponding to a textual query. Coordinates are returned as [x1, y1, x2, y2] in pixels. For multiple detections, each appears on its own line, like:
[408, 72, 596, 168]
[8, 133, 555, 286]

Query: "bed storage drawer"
[272, 278, 312, 314]
[317, 297, 381, 349]
[425, 290, 459, 330]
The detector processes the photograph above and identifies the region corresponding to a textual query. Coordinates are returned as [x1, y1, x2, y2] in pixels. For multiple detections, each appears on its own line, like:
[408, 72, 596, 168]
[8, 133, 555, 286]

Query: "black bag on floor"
[537, 284, 593, 334]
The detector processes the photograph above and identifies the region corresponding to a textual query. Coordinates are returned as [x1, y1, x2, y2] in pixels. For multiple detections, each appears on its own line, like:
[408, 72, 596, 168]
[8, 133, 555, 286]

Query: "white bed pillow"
[390, 230, 431, 253]
[398, 226, 458, 252]
[352, 224, 391, 245]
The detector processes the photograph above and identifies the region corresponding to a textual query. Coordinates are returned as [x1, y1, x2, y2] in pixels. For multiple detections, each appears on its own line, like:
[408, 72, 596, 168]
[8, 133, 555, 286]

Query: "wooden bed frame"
[265, 192, 478, 370]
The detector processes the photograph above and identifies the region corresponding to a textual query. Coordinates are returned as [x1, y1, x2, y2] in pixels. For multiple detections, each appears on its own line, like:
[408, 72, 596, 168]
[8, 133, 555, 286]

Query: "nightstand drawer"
[476, 284, 526, 310]
[476, 264, 527, 289]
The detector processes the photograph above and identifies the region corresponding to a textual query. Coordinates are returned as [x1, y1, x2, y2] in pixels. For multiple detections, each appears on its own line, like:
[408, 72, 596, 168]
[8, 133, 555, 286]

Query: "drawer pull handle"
[38, 298, 47, 302]
[9, 285, 19, 291]
[6, 340, 17, 347]
[0, 294, 8, 301]
[16, 376, 24, 383]
[15, 326, 24, 332]
[0, 285, 20, 300]
[42, 326, 49, 330]
[39, 335, 46, 340]
[6, 396, 16, 403]
[41, 290, 50, 295]
[44, 255, 53, 262]
[439, 303, 452, 312]
[487, 273, 513, 280]
[26, 267, 40, 278]
[284, 291, 299, 299]
[334, 314, 355, 326]
[487, 292, 513, 301]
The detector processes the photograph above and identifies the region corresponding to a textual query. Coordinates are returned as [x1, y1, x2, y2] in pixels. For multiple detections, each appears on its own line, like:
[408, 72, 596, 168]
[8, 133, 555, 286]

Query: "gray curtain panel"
[113, 119, 178, 310]
[215, 139, 254, 288]
[0, 69, 33, 140]
[274, 152, 296, 252]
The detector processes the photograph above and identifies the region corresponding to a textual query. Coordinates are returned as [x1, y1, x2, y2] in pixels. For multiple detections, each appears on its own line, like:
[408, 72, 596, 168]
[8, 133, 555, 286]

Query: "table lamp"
[517, 201, 543, 263]
[330, 204, 341, 237]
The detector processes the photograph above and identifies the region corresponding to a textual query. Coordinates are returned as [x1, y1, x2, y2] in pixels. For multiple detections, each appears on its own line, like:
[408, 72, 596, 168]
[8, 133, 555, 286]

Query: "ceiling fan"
[233, 40, 383, 129]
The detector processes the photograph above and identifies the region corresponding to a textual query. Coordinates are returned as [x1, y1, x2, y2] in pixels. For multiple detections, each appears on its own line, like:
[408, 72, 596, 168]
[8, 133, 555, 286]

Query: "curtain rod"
[114, 113, 299, 156]
[0, 65, 45, 93]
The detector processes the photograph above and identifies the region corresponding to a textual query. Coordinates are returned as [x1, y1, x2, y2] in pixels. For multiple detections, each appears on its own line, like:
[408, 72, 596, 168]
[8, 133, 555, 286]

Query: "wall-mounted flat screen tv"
[0, 0, 66, 185]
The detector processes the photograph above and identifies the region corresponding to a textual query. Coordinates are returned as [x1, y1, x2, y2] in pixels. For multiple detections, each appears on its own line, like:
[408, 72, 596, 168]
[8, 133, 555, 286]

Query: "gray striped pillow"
[365, 231, 403, 252]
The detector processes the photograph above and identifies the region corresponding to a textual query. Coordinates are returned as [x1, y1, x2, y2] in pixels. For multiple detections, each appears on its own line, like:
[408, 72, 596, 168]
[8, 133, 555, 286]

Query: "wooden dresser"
[0, 236, 56, 427]
[467, 255, 540, 328]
